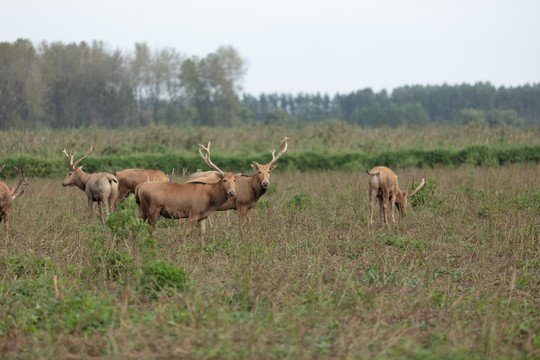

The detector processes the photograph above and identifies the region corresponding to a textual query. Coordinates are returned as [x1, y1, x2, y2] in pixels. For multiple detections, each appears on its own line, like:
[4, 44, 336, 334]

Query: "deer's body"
[113, 169, 168, 206]
[0, 182, 14, 226]
[62, 147, 119, 223]
[216, 170, 269, 224]
[136, 178, 236, 241]
[187, 138, 289, 225]
[0, 165, 29, 228]
[366, 166, 425, 228]
[135, 142, 238, 245]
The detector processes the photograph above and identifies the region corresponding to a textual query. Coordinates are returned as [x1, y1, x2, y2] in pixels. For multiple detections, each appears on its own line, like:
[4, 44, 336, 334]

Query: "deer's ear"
[235, 173, 242, 179]
[251, 162, 259, 171]
[269, 165, 276, 171]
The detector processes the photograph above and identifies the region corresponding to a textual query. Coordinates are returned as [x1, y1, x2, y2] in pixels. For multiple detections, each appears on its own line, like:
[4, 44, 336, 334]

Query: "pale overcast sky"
[1, 0, 539, 95]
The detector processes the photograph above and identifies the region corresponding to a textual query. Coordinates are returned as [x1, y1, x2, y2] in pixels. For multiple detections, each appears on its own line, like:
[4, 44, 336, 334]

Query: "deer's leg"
[147, 206, 160, 228]
[198, 218, 206, 247]
[87, 198, 94, 220]
[175, 218, 186, 237]
[237, 206, 249, 227]
[104, 197, 111, 215]
[184, 217, 197, 240]
[138, 206, 148, 222]
[246, 209, 254, 225]
[378, 198, 383, 225]
[1, 209, 9, 230]
[98, 201, 105, 224]
[389, 195, 396, 223]
[369, 188, 377, 226]
[381, 193, 389, 227]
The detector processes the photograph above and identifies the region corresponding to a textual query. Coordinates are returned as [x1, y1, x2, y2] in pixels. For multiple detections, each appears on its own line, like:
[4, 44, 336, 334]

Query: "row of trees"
[0, 39, 246, 129]
[1, 39, 538, 129]
[244, 83, 538, 127]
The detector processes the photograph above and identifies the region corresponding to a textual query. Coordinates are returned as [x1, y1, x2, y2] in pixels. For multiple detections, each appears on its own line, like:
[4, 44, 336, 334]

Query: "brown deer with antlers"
[185, 137, 289, 226]
[0, 165, 29, 228]
[62, 147, 119, 223]
[366, 166, 425, 228]
[135, 142, 239, 245]
[113, 169, 169, 207]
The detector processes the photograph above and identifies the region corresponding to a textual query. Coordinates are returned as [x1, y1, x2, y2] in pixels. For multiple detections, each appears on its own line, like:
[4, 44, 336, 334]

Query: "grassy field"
[1, 123, 539, 158]
[0, 162, 538, 358]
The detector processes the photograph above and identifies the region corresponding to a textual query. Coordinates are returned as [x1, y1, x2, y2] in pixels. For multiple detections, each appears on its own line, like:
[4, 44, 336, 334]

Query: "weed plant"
[0, 164, 538, 358]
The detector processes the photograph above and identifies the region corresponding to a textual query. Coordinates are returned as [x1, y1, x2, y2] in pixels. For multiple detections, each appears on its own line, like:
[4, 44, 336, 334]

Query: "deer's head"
[198, 142, 239, 198]
[397, 176, 425, 217]
[251, 137, 288, 189]
[62, 147, 93, 187]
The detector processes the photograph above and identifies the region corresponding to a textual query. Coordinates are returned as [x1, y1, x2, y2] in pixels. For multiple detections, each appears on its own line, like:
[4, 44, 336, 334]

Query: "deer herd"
[1, 136, 426, 238]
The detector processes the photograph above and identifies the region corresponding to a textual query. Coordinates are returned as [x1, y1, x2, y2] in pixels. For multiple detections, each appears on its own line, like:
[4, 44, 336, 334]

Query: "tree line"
[1, 39, 539, 129]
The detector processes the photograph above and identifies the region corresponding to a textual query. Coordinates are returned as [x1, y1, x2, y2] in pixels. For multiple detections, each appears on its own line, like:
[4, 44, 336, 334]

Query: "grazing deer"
[135, 142, 240, 245]
[366, 166, 425, 228]
[62, 147, 119, 223]
[0, 165, 29, 228]
[113, 169, 169, 206]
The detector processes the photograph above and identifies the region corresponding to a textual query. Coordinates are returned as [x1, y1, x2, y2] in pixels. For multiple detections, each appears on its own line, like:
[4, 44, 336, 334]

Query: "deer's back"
[367, 166, 399, 194]
[117, 169, 168, 189]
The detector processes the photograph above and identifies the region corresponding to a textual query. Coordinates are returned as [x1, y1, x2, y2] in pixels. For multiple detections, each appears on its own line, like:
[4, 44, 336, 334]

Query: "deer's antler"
[198, 142, 224, 175]
[406, 177, 425, 198]
[10, 166, 29, 200]
[63, 146, 93, 170]
[268, 137, 289, 167]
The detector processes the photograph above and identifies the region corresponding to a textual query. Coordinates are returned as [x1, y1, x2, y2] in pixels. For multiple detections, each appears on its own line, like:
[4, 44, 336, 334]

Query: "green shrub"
[287, 192, 311, 212]
[1, 145, 539, 178]
[139, 260, 187, 298]
[105, 196, 151, 241]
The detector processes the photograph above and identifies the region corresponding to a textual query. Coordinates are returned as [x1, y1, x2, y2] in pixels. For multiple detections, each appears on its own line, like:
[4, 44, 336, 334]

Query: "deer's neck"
[205, 182, 229, 207]
[249, 175, 267, 199]
[397, 190, 405, 204]
[75, 170, 91, 191]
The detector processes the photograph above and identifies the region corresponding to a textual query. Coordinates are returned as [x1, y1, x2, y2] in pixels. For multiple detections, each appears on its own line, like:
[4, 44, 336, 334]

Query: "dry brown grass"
[0, 164, 538, 359]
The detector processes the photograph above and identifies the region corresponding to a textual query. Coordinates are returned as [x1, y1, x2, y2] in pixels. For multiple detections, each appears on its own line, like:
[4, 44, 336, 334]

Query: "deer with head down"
[366, 166, 425, 228]
[186, 137, 288, 226]
[113, 168, 169, 207]
[62, 146, 119, 223]
[0, 165, 29, 229]
[135, 142, 240, 245]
